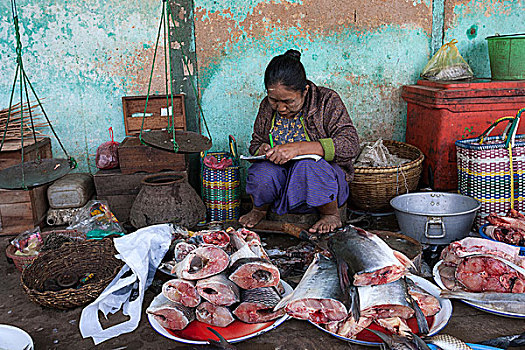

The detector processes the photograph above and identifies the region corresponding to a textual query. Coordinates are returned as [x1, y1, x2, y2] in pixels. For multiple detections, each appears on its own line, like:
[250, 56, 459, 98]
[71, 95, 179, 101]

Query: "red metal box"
[402, 79, 525, 191]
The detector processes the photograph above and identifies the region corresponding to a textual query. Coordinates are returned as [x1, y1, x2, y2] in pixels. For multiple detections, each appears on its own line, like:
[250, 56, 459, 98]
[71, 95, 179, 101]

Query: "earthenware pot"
[130, 173, 205, 229]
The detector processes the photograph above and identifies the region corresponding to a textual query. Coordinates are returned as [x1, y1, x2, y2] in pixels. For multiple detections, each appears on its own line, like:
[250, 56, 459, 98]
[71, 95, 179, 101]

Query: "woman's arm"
[249, 98, 273, 156]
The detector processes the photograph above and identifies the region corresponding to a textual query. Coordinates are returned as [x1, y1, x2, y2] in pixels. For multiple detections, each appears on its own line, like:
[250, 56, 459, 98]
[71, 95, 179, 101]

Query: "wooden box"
[0, 138, 52, 235]
[118, 136, 186, 175]
[122, 94, 186, 136]
[93, 168, 187, 223]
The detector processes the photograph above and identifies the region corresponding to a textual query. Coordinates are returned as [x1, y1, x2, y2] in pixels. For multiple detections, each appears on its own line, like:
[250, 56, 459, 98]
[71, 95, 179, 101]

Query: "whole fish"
[146, 300, 195, 330]
[274, 254, 348, 324]
[162, 279, 201, 307]
[233, 287, 285, 323]
[228, 257, 280, 289]
[196, 273, 240, 306]
[423, 334, 473, 350]
[173, 246, 229, 280]
[196, 302, 235, 328]
[480, 332, 525, 348]
[440, 290, 525, 314]
[328, 225, 412, 287]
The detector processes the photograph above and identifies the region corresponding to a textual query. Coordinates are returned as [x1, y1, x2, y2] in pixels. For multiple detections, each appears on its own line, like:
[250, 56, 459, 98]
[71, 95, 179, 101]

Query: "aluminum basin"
[390, 192, 481, 245]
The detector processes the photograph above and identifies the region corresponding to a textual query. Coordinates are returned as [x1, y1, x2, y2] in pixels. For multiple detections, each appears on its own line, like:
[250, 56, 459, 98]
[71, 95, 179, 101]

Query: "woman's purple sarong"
[245, 159, 349, 215]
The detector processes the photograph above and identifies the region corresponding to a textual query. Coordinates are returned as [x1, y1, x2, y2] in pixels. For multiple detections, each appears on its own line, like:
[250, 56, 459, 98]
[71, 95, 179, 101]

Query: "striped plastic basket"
[456, 108, 525, 228]
[201, 136, 241, 222]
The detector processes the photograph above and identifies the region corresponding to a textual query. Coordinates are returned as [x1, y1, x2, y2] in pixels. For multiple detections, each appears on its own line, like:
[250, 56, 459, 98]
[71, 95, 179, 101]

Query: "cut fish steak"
[162, 279, 201, 307]
[196, 273, 240, 306]
[441, 237, 521, 266]
[196, 302, 235, 327]
[328, 225, 412, 286]
[233, 287, 285, 323]
[228, 257, 280, 289]
[173, 246, 229, 280]
[146, 300, 195, 330]
[174, 242, 197, 262]
[358, 278, 415, 320]
[275, 254, 347, 324]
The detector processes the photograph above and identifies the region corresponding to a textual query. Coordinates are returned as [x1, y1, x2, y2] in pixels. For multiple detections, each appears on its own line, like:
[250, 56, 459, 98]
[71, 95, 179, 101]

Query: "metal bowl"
[390, 192, 481, 245]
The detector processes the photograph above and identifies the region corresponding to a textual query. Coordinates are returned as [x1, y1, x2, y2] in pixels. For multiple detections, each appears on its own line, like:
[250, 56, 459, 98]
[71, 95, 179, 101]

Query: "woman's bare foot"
[309, 199, 342, 234]
[309, 213, 342, 234]
[239, 208, 267, 228]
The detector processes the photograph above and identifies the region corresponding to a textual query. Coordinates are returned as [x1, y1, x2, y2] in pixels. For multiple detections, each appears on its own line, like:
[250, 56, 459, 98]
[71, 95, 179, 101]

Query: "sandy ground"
[1, 216, 525, 349]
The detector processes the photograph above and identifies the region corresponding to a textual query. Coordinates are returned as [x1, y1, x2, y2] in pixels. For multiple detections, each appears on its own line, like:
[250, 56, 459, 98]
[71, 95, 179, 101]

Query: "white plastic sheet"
[79, 224, 174, 345]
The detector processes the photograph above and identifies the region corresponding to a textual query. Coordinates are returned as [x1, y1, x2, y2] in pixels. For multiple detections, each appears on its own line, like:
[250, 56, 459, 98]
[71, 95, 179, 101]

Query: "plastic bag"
[10, 227, 42, 255]
[355, 139, 410, 167]
[421, 39, 474, 81]
[96, 127, 119, 169]
[79, 224, 174, 345]
[67, 200, 125, 238]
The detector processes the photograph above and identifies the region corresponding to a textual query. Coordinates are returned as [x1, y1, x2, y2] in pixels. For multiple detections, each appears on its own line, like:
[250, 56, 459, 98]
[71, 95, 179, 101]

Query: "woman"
[239, 49, 360, 234]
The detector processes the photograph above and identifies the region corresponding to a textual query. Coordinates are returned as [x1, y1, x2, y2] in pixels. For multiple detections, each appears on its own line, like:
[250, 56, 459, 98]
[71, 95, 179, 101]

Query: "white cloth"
[79, 224, 173, 345]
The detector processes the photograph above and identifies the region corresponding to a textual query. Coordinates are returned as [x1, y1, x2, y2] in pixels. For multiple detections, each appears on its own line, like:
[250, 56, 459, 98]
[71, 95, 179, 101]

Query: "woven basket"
[21, 238, 123, 309]
[5, 230, 86, 272]
[349, 140, 424, 212]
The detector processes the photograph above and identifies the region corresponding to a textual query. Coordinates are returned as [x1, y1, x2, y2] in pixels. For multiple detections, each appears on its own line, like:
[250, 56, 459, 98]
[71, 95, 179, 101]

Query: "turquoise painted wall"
[445, 0, 524, 78]
[0, 0, 522, 173]
[0, 0, 171, 172]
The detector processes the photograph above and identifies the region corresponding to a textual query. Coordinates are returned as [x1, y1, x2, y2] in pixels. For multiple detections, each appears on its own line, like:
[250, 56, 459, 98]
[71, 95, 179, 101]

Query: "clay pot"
[129, 173, 206, 229]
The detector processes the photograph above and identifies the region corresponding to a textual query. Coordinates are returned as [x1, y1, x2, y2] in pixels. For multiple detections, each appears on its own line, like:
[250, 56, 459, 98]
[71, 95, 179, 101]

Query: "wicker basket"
[349, 140, 424, 212]
[5, 230, 86, 272]
[21, 238, 123, 309]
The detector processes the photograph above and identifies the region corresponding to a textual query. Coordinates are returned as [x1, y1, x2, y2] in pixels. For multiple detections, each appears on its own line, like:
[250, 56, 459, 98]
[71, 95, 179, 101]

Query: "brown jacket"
[249, 81, 360, 181]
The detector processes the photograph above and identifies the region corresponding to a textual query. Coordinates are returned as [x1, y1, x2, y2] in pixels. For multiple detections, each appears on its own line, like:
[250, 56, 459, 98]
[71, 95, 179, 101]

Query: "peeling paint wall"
[194, 0, 433, 155]
[444, 0, 524, 78]
[0, 0, 171, 172]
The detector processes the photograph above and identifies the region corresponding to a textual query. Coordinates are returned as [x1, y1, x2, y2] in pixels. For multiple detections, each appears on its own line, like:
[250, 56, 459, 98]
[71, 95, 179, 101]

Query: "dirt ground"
[1, 215, 525, 350]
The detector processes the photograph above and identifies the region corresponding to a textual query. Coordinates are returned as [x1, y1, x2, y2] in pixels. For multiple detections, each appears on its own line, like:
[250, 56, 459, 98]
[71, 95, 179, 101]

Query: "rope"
[395, 166, 409, 195]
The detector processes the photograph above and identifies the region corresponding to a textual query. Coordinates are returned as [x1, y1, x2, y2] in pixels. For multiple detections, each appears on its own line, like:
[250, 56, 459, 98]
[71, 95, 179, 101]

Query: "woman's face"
[266, 83, 308, 118]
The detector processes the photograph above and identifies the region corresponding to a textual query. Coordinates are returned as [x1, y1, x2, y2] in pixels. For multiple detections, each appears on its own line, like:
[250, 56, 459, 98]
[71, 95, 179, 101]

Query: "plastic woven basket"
[349, 140, 424, 212]
[21, 238, 123, 309]
[5, 230, 86, 272]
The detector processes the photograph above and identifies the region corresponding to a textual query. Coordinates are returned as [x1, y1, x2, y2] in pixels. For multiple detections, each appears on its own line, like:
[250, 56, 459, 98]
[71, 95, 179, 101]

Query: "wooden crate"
[0, 137, 52, 235]
[122, 94, 186, 136]
[118, 136, 186, 175]
[94, 168, 187, 223]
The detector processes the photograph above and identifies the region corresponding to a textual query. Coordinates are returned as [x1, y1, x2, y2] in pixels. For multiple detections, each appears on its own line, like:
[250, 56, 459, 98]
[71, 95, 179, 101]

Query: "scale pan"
[0, 158, 73, 189]
[141, 129, 212, 153]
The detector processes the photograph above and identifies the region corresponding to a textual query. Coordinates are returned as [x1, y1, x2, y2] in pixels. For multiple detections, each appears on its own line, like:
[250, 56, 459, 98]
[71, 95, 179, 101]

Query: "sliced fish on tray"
[146, 300, 195, 330]
[173, 246, 229, 280]
[228, 257, 280, 289]
[196, 273, 240, 306]
[196, 302, 235, 328]
[162, 279, 201, 307]
[328, 225, 412, 286]
[233, 287, 285, 323]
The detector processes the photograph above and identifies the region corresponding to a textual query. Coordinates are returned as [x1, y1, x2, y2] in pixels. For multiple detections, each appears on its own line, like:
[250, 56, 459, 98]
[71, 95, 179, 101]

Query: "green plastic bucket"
[486, 34, 525, 80]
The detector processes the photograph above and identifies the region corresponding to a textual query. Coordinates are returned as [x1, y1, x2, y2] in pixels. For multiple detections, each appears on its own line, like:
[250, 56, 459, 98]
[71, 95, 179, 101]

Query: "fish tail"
[349, 285, 360, 322]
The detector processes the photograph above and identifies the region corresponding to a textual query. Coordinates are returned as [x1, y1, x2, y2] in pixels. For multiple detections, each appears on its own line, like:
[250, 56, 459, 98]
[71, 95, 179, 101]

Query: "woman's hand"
[258, 143, 271, 155]
[266, 143, 301, 165]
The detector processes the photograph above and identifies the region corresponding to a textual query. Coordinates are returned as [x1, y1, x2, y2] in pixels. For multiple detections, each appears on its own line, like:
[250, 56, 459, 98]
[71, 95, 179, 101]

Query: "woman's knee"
[246, 161, 287, 187]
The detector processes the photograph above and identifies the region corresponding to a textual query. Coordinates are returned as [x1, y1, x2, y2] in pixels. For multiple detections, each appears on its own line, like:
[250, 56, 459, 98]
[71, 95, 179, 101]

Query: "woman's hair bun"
[284, 49, 301, 61]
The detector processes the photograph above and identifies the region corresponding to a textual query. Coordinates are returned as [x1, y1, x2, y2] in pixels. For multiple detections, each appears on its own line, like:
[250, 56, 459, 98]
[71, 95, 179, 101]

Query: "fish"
[206, 327, 238, 350]
[274, 254, 348, 324]
[198, 230, 231, 248]
[423, 334, 473, 350]
[375, 317, 413, 337]
[328, 225, 412, 287]
[233, 287, 286, 323]
[358, 279, 415, 320]
[334, 315, 373, 339]
[162, 279, 201, 307]
[368, 329, 431, 350]
[196, 273, 240, 306]
[196, 302, 235, 328]
[174, 242, 197, 262]
[228, 257, 280, 289]
[146, 300, 195, 330]
[173, 246, 229, 280]
[480, 332, 525, 348]
[440, 290, 525, 314]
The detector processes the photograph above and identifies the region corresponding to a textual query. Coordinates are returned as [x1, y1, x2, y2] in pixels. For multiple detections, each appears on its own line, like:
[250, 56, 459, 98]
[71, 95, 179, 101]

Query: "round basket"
[349, 140, 424, 212]
[5, 230, 86, 272]
[21, 238, 123, 309]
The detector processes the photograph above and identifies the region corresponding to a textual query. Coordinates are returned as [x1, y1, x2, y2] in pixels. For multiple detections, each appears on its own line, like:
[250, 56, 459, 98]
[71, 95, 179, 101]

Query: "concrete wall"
[0, 0, 523, 172]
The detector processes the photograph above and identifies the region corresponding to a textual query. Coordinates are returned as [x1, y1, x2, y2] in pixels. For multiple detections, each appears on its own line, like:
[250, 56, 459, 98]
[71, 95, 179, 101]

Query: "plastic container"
[402, 79, 525, 191]
[486, 33, 525, 80]
[47, 173, 94, 209]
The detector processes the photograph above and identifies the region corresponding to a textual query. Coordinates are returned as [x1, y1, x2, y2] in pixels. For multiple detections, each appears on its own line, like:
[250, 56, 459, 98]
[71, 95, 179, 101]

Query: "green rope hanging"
[139, 0, 212, 152]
